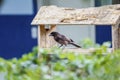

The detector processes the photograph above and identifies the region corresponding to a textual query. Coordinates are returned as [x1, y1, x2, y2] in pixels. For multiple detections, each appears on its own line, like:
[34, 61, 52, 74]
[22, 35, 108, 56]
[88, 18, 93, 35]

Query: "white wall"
[37, 0, 95, 43]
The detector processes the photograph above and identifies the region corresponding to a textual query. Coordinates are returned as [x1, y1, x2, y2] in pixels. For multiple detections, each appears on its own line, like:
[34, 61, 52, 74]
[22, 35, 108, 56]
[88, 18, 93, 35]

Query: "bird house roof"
[31, 4, 120, 25]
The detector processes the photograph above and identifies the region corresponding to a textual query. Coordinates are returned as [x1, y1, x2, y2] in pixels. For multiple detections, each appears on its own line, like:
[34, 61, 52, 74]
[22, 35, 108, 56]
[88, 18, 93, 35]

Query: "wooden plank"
[31, 5, 120, 25]
[63, 48, 96, 54]
[112, 26, 118, 50]
[49, 25, 57, 47]
[38, 25, 57, 48]
[63, 48, 112, 54]
[32, 22, 116, 25]
[39, 48, 112, 54]
[112, 17, 120, 50]
[118, 25, 120, 48]
[40, 25, 46, 48]
[46, 25, 57, 48]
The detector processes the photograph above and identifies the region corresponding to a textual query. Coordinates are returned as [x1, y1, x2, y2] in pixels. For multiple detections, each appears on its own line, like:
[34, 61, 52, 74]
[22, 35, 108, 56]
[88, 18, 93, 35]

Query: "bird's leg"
[62, 45, 66, 50]
[59, 44, 63, 48]
[61, 44, 67, 50]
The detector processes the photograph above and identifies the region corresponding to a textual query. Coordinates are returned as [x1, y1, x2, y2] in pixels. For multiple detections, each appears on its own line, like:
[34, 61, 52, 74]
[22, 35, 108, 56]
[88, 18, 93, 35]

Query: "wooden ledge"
[63, 48, 112, 54]
[39, 48, 113, 54]
[63, 48, 96, 54]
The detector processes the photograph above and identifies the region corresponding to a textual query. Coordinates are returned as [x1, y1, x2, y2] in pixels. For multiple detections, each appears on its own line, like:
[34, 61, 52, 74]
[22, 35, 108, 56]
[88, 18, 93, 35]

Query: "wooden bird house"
[31, 4, 120, 51]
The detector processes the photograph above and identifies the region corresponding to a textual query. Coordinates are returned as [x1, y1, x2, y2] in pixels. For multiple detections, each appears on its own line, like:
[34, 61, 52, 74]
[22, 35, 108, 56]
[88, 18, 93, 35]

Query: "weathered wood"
[63, 48, 96, 54]
[31, 4, 120, 25]
[38, 25, 57, 48]
[116, 17, 120, 49]
[40, 48, 112, 54]
[46, 25, 57, 48]
[33, 4, 120, 51]
[118, 25, 120, 48]
[112, 25, 118, 50]
[40, 25, 46, 48]
[112, 17, 120, 50]
[63, 48, 112, 54]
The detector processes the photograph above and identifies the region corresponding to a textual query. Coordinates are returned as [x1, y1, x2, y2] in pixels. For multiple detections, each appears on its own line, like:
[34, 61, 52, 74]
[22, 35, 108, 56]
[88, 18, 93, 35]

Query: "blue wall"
[95, 25, 112, 44]
[95, 0, 112, 45]
[0, 0, 37, 59]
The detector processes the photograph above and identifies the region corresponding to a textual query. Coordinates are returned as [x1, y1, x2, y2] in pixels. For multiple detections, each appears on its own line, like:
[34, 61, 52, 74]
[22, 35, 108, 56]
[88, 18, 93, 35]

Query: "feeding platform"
[31, 4, 120, 52]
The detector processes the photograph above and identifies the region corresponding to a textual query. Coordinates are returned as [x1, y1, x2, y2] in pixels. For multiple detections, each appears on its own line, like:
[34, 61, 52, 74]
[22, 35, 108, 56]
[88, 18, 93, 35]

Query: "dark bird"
[49, 32, 81, 48]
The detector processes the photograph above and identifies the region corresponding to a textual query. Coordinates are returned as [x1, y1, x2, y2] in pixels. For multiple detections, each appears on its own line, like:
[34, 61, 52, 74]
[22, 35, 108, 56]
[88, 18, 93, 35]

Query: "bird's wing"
[58, 34, 70, 42]
[54, 34, 71, 45]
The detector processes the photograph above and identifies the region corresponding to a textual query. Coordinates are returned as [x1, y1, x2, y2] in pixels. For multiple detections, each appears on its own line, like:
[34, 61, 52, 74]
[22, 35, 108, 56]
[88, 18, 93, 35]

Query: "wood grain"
[31, 4, 120, 25]
[38, 25, 57, 48]
[112, 17, 120, 50]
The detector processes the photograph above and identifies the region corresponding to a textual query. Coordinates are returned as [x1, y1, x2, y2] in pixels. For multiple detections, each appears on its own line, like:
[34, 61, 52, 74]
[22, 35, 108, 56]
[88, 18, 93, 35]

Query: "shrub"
[0, 39, 120, 80]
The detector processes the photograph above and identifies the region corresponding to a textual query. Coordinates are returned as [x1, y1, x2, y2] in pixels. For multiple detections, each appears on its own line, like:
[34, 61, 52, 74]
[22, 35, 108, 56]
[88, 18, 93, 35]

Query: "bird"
[49, 32, 81, 48]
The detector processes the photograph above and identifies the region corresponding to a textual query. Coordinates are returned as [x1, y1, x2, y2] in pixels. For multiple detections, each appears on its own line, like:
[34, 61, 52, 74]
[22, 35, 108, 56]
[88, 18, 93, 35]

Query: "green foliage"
[0, 39, 120, 80]
[0, 47, 41, 80]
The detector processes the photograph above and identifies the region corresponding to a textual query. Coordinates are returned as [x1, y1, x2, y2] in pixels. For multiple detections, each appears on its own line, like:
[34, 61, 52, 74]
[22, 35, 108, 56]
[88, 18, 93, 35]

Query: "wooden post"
[118, 24, 120, 48]
[112, 20, 120, 50]
[112, 25, 118, 50]
[38, 24, 57, 48]
[46, 25, 57, 48]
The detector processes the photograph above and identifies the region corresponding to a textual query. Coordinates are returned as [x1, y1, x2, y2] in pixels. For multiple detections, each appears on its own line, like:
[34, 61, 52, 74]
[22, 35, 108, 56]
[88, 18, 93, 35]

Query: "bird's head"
[49, 32, 59, 36]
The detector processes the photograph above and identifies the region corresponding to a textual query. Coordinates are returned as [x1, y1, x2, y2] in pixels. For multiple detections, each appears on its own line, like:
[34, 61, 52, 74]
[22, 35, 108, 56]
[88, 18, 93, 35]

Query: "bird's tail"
[70, 42, 81, 48]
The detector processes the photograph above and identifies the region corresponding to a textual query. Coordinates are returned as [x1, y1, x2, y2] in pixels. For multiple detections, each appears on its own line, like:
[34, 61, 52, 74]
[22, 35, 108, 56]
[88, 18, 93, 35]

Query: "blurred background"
[0, 0, 119, 59]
